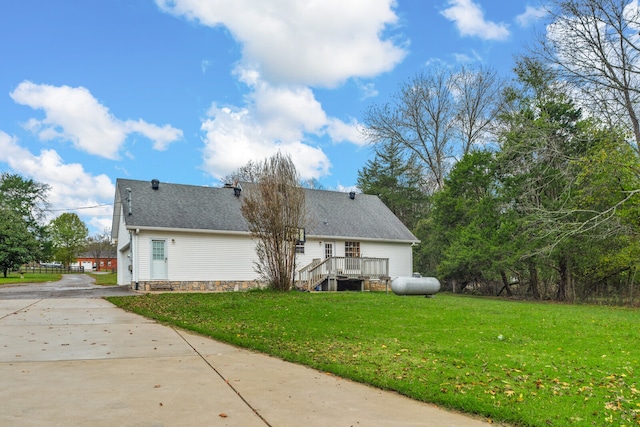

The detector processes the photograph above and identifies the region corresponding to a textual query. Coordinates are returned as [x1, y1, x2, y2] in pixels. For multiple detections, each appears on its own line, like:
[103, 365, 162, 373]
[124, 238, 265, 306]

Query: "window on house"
[100, 261, 104, 266]
[295, 227, 305, 254]
[107, 261, 112, 266]
[345, 242, 361, 270]
[345, 242, 360, 258]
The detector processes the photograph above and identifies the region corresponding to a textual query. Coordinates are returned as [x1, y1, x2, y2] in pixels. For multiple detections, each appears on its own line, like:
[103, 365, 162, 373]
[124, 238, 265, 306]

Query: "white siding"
[135, 230, 259, 282]
[115, 207, 132, 286]
[358, 241, 413, 278]
[294, 238, 326, 268]
[121, 224, 414, 285]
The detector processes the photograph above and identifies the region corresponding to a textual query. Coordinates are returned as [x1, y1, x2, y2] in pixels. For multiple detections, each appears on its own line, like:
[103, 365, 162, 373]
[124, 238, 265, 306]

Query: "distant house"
[111, 179, 419, 292]
[72, 252, 117, 272]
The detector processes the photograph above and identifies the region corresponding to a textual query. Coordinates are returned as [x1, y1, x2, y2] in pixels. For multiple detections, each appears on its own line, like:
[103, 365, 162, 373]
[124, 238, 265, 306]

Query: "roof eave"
[125, 225, 251, 236]
[306, 234, 420, 245]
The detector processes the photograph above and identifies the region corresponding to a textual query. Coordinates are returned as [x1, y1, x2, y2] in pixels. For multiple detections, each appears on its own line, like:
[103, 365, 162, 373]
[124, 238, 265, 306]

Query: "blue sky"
[0, 0, 546, 233]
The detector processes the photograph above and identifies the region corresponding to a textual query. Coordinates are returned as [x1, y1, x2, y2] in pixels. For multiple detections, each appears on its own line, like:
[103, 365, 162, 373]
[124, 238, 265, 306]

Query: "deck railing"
[297, 256, 389, 291]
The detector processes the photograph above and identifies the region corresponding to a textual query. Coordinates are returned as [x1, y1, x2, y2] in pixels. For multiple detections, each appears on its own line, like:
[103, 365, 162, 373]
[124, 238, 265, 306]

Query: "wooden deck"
[297, 256, 389, 291]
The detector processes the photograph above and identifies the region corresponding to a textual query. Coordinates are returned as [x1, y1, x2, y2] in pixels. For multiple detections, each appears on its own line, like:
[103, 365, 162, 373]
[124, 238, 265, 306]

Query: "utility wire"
[49, 203, 114, 212]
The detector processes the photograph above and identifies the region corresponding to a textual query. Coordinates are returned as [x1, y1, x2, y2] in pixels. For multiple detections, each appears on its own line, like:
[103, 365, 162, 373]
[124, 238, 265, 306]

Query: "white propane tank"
[391, 275, 441, 296]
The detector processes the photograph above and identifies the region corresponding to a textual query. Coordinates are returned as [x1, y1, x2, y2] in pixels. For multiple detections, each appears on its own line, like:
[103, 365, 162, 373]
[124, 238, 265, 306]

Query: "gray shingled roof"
[113, 179, 418, 243]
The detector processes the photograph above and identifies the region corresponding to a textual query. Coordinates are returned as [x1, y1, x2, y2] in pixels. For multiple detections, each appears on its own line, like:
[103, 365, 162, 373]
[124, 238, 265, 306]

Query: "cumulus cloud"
[10, 81, 183, 159]
[326, 118, 366, 145]
[0, 130, 115, 232]
[251, 82, 328, 141]
[441, 0, 510, 41]
[516, 5, 547, 28]
[125, 120, 183, 151]
[155, 0, 406, 88]
[155, 0, 404, 181]
[198, 71, 367, 180]
[200, 104, 331, 181]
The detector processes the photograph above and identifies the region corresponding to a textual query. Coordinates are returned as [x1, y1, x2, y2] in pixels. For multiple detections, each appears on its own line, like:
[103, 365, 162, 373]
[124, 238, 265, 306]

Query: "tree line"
[0, 172, 113, 277]
[358, 0, 640, 305]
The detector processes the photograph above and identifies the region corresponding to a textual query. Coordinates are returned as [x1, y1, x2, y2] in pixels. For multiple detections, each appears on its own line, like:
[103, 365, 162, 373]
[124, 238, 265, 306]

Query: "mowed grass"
[0, 272, 61, 284]
[107, 292, 640, 426]
[87, 272, 117, 286]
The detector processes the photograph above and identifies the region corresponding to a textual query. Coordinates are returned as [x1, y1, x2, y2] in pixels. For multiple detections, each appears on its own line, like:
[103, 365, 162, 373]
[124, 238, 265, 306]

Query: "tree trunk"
[528, 259, 540, 299]
[557, 255, 569, 301]
[499, 270, 513, 297]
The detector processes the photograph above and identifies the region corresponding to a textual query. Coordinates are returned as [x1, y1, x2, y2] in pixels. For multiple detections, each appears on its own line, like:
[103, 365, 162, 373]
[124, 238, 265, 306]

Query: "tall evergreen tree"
[357, 142, 428, 231]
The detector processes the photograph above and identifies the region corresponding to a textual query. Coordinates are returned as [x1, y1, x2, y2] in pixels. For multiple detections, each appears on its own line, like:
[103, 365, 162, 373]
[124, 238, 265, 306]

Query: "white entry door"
[324, 242, 334, 259]
[151, 240, 167, 279]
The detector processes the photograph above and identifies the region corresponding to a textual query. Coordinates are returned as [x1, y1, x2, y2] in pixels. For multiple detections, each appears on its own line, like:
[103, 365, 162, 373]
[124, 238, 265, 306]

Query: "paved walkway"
[0, 294, 494, 426]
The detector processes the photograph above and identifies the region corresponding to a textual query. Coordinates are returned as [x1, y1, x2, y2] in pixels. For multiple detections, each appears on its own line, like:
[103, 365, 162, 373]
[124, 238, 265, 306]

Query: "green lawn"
[0, 272, 61, 284]
[107, 292, 640, 426]
[87, 272, 117, 286]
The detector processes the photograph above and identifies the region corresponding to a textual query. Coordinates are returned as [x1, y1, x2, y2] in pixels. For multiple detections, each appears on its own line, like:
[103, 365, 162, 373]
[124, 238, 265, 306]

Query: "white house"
[111, 179, 419, 292]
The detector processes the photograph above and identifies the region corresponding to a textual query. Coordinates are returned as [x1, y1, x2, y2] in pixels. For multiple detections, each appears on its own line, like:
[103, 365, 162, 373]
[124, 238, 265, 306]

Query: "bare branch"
[240, 152, 307, 291]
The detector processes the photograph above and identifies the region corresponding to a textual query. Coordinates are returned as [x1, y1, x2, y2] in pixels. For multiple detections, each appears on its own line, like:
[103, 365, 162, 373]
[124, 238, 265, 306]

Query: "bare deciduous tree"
[537, 0, 640, 155]
[451, 65, 504, 154]
[222, 160, 260, 184]
[240, 152, 307, 291]
[361, 65, 502, 191]
[86, 228, 113, 271]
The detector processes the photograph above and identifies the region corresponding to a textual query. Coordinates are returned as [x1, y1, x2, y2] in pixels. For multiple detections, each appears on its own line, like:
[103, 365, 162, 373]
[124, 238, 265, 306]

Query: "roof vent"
[151, 179, 160, 190]
[233, 181, 242, 197]
[126, 188, 132, 215]
[349, 191, 356, 200]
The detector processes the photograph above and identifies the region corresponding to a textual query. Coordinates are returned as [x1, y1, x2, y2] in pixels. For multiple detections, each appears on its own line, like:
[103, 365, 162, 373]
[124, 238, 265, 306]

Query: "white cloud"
[125, 120, 183, 151]
[155, 0, 406, 88]
[441, 0, 510, 41]
[0, 130, 115, 232]
[197, 70, 363, 181]
[452, 50, 483, 63]
[355, 80, 379, 100]
[200, 104, 331, 181]
[516, 5, 547, 28]
[10, 81, 183, 159]
[624, 0, 640, 31]
[251, 82, 328, 141]
[156, 0, 402, 181]
[326, 118, 366, 146]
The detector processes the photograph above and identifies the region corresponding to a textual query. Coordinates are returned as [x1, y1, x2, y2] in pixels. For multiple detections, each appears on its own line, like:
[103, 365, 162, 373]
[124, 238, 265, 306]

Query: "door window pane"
[325, 243, 333, 259]
[152, 240, 165, 260]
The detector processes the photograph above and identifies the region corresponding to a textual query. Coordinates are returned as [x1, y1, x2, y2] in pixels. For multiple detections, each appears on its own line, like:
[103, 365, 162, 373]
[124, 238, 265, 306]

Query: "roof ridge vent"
[151, 179, 160, 190]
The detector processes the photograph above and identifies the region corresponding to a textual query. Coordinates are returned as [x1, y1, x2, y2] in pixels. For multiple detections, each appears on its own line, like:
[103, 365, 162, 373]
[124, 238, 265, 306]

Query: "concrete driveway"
[0, 273, 135, 299]
[0, 279, 494, 426]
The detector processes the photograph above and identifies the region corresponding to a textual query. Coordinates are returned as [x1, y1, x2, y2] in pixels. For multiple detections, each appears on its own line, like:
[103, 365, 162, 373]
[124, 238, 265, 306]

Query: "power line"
[49, 203, 114, 212]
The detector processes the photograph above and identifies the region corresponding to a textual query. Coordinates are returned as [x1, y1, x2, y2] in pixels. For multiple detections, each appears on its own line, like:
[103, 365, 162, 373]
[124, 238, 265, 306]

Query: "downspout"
[130, 229, 139, 290]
